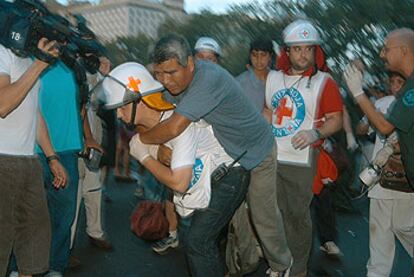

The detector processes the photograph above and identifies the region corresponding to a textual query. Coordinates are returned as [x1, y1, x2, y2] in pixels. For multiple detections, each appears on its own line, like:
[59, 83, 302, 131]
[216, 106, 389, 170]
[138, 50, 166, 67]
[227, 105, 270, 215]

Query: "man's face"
[195, 50, 218, 63]
[287, 44, 315, 73]
[380, 36, 404, 72]
[389, 74, 405, 96]
[117, 103, 135, 124]
[153, 57, 194, 95]
[250, 50, 271, 71]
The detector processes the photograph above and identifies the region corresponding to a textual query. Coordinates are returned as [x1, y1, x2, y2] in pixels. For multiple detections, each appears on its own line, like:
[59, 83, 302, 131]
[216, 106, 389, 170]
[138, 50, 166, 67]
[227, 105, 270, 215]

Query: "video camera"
[0, 0, 105, 74]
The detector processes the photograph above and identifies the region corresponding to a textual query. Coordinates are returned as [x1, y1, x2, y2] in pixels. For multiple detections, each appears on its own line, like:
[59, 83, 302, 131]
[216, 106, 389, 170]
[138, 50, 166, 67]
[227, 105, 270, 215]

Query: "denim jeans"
[181, 167, 250, 277]
[40, 151, 79, 272]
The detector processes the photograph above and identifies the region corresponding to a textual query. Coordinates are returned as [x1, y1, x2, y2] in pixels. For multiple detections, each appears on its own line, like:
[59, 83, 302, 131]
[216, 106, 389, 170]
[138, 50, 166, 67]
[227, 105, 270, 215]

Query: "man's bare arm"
[318, 111, 343, 138]
[142, 157, 193, 193]
[36, 110, 67, 188]
[140, 112, 192, 144]
[0, 39, 58, 118]
[0, 61, 49, 118]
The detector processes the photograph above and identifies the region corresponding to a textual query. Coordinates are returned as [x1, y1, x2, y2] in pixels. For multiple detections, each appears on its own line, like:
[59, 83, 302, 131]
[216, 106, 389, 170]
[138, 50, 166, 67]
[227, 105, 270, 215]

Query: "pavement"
[67, 172, 413, 277]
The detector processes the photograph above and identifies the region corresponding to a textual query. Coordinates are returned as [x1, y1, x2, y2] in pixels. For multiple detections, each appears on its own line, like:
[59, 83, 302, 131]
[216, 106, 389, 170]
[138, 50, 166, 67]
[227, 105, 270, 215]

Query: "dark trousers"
[313, 186, 337, 244]
[40, 151, 79, 272]
[181, 167, 250, 277]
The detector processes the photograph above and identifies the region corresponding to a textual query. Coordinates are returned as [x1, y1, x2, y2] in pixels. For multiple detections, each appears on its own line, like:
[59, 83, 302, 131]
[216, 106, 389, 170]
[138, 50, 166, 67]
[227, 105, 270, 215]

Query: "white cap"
[283, 19, 321, 46]
[98, 62, 163, 109]
[194, 37, 222, 57]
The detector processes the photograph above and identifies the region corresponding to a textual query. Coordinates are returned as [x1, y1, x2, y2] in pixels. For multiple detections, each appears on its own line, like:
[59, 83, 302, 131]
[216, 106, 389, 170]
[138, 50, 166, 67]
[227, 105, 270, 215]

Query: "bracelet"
[46, 154, 60, 163]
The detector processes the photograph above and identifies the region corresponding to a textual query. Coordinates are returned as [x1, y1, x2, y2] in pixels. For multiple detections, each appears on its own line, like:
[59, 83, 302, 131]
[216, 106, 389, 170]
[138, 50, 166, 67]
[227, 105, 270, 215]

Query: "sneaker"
[152, 235, 179, 254]
[320, 241, 342, 256]
[45, 271, 63, 277]
[266, 258, 293, 277]
[9, 271, 18, 277]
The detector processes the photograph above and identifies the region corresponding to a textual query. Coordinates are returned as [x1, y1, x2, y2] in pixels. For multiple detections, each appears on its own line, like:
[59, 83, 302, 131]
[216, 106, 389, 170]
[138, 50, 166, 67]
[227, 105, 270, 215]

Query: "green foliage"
[103, 0, 414, 77]
[104, 34, 154, 67]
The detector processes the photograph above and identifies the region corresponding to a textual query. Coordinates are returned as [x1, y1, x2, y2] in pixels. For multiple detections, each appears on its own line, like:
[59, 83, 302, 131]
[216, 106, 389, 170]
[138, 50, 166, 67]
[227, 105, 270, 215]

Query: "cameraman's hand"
[129, 134, 151, 163]
[99, 57, 111, 75]
[37, 38, 59, 58]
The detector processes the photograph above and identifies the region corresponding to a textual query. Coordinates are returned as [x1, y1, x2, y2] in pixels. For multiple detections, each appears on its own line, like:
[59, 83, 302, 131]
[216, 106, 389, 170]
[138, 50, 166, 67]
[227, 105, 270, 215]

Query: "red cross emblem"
[302, 30, 309, 38]
[127, 77, 141, 92]
[274, 97, 293, 125]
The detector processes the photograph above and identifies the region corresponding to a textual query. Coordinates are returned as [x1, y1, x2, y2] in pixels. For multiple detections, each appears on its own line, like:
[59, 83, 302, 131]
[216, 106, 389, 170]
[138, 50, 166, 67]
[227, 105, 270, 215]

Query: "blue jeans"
[40, 151, 79, 272]
[181, 167, 250, 277]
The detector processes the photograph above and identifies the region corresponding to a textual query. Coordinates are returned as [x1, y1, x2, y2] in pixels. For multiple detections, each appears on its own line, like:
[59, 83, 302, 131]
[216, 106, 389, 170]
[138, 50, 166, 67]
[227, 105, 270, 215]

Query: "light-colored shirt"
[0, 45, 39, 155]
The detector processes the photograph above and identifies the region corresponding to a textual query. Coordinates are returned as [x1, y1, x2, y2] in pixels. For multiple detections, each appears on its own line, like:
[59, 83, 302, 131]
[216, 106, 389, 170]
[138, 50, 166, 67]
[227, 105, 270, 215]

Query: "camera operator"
[0, 38, 67, 277]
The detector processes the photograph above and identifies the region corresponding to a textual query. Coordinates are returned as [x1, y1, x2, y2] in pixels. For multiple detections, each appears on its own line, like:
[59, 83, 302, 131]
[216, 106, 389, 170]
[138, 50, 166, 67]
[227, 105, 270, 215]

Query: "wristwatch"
[314, 129, 322, 140]
[46, 154, 60, 163]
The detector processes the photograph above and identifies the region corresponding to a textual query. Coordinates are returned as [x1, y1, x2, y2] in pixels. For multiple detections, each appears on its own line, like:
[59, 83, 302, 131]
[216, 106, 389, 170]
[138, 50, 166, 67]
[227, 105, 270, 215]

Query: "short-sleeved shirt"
[36, 61, 83, 153]
[163, 60, 274, 170]
[0, 45, 39, 155]
[236, 68, 265, 112]
[387, 73, 414, 185]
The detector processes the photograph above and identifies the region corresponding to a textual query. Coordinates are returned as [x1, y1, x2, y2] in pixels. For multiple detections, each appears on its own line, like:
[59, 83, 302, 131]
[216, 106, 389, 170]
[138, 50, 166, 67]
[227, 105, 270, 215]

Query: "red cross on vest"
[275, 97, 293, 125]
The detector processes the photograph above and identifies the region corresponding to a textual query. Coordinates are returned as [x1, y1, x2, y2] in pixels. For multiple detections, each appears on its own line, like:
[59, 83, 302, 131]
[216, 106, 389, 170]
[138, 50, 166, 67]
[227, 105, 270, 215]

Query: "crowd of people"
[1, 9, 414, 277]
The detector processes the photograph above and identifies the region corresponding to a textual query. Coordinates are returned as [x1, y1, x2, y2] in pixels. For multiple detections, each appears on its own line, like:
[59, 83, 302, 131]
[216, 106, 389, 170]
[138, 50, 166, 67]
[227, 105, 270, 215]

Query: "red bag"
[130, 201, 169, 241]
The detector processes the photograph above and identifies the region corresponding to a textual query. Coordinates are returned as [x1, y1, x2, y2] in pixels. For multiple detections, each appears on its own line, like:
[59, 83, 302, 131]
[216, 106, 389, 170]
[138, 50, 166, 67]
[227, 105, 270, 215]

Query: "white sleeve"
[169, 124, 198, 170]
[265, 70, 276, 110]
[0, 45, 12, 75]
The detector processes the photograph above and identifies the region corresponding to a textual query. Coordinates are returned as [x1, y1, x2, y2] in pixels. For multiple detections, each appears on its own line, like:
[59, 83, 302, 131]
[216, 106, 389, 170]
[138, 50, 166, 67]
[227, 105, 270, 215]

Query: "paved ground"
[66, 171, 413, 277]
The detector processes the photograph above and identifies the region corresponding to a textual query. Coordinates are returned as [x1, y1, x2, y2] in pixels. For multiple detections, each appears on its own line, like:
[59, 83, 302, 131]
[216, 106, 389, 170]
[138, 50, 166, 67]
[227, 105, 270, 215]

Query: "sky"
[56, 0, 262, 14]
[184, 0, 261, 13]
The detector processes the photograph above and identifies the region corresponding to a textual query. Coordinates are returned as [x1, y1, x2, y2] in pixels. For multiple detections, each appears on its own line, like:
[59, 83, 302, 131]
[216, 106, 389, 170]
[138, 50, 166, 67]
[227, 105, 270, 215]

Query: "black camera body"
[0, 0, 105, 73]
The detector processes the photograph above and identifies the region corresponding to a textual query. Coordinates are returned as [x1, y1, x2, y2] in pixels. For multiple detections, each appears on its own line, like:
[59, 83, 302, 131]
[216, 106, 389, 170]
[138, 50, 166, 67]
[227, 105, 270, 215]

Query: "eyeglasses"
[380, 45, 403, 55]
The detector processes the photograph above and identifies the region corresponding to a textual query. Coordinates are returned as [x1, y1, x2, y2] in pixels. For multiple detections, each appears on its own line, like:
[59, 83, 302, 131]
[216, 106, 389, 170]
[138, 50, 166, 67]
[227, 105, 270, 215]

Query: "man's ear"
[401, 45, 409, 56]
[187, 56, 195, 72]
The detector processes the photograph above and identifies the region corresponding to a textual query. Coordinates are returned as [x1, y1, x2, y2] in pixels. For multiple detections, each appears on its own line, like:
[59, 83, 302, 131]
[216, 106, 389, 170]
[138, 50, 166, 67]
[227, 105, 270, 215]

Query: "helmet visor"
[91, 74, 141, 110]
[91, 74, 174, 111]
[141, 92, 175, 111]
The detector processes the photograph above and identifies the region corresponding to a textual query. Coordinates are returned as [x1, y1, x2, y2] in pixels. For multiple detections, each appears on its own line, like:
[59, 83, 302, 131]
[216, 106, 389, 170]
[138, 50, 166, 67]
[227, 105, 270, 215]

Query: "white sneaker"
[320, 241, 342, 256]
[9, 271, 18, 277]
[266, 258, 293, 277]
[152, 235, 179, 254]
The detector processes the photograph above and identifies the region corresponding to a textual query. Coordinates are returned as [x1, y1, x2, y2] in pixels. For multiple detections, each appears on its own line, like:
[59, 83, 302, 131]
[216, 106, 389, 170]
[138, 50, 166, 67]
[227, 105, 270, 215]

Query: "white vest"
[266, 70, 329, 166]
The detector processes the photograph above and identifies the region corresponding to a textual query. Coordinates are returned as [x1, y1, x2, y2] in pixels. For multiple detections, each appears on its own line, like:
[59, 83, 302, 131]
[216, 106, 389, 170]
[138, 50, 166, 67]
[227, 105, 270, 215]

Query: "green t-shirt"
[387, 73, 414, 185]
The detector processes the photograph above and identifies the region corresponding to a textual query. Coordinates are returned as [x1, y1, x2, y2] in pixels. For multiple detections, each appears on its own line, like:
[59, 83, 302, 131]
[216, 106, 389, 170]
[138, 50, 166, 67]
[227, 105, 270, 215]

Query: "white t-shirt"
[161, 111, 234, 216]
[368, 96, 414, 199]
[0, 45, 39, 155]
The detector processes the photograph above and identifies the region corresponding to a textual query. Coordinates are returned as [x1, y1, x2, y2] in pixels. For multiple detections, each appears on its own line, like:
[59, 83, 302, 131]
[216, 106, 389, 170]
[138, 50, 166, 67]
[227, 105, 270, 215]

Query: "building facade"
[63, 0, 185, 42]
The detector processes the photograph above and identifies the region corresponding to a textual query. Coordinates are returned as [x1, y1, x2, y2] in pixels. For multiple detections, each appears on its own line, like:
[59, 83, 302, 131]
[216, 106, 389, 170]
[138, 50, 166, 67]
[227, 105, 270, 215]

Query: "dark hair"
[249, 38, 274, 54]
[151, 33, 192, 66]
[387, 71, 406, 80]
